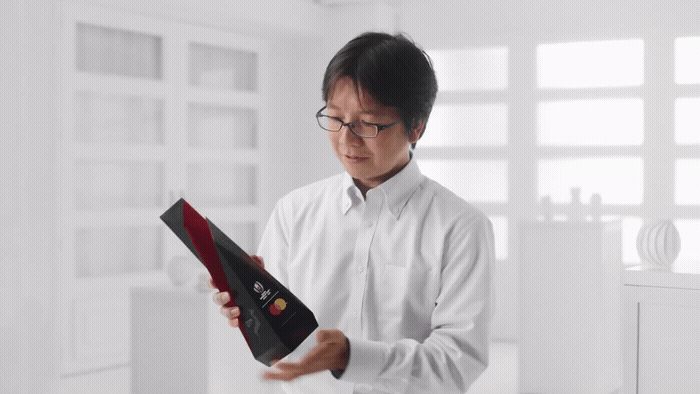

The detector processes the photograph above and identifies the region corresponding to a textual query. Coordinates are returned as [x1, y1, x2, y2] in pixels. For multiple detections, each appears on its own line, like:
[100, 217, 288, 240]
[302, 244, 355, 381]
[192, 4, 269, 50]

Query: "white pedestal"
[518, 221, 622, 394]
[131, 286, 282, 394]
[622, 267, 700, 394]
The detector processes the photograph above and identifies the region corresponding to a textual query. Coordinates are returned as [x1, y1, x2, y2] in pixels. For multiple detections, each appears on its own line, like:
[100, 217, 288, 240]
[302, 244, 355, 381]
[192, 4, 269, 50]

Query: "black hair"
[322, 32, 438, 149]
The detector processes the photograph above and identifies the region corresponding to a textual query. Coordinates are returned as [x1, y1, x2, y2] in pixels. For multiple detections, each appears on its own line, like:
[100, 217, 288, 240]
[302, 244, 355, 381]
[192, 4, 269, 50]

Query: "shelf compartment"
[185, 163, 257, 207]
[74, 226, 163, 278]
[74, 91, 164, 145]
[75, 22, 162, 79]
[74, 161, 164, 210]
[189, 42, 257, 91]
[188, 104, 256, 149]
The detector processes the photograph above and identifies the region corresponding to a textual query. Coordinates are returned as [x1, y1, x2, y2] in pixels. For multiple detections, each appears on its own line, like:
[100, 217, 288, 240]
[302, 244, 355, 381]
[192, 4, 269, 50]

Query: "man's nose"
[338, 124, 362, 145]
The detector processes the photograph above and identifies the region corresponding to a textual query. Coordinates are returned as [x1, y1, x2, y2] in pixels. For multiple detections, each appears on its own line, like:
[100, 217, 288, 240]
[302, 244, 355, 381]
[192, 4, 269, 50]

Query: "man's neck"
[353, 150, 412, 200]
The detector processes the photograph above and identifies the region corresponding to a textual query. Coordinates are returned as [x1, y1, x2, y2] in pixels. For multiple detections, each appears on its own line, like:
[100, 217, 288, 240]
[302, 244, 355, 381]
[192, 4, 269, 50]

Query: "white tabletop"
[623, 262, 700, 290]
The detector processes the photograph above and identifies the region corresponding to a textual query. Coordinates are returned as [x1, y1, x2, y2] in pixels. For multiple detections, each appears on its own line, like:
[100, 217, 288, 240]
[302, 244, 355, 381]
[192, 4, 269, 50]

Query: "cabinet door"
[61, 3, 172, 374]
[635, 287, 700, 394]
[61, 3, 266, 375]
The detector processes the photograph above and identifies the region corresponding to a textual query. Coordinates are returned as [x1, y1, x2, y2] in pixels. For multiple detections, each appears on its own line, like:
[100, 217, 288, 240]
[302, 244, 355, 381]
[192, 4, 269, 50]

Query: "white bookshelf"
[59, 1, 266, 375]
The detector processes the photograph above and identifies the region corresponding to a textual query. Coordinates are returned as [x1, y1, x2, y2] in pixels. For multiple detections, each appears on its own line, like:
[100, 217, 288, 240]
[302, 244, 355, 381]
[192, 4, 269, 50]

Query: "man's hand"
[209, 255, 264, 328]
[263, 329, 349, 381]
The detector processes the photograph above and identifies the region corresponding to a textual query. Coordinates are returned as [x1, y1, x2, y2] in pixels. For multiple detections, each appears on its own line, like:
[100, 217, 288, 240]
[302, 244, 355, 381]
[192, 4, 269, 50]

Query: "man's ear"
[409, 119, 426, 144]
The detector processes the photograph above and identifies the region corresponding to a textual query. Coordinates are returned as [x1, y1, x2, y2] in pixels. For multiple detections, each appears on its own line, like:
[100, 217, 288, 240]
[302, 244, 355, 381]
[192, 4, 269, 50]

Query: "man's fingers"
[209, 277, 216, 289]
[263, 369, 296, 381]
[263, 347, 326, 381]
[263, 361, 305, 381]
[316, 329, 333, 342]
[251, 255, 265, 269]
[212, 291, 230, 305]
[263, 359, 328, 381]
[220, 306, 240, 319]
[295, 343, 326, 366]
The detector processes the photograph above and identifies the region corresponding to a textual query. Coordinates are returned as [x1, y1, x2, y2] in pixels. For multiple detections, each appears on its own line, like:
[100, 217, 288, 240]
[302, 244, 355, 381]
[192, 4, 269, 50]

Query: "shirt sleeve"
[256, 199, 290, 287]
[339, 215, 495, 393]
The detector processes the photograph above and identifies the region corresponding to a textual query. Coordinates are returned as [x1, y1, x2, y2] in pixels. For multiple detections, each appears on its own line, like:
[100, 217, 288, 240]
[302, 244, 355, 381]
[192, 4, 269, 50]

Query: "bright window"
[675, 97, 700, 145]
[675, 159, 700, 205]
[675, 36, 700, 85]
[428, 47, 508, 91]
[418, 160, 508, 203]
[600, 216, 643, 265]
[538, 99, 644, 145]
[675, 220, 700, 268]
[537, 39, 644, 88]
[490, 216, 508, 260]
[623, 217, 643, 264]
[423, 104, 508, 146]
[425, 37, 700, 274]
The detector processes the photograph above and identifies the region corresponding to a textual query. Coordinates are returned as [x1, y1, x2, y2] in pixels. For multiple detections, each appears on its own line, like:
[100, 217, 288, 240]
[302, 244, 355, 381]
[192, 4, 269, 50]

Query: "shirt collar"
[341, 172, 361, 215]
[341, 153, 424, 220]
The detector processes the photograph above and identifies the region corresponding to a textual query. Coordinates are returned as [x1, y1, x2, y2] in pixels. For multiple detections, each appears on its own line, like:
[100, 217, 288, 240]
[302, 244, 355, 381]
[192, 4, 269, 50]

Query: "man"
[211, 32, 494, 394]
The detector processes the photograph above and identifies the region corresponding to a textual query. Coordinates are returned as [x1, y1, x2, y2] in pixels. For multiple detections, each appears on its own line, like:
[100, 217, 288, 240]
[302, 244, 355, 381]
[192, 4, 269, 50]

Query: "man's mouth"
[345, 154, 368, 161]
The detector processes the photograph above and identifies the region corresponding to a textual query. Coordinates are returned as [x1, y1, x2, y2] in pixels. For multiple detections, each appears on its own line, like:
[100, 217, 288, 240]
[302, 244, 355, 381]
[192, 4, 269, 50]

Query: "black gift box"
[160, 198, 318, 366]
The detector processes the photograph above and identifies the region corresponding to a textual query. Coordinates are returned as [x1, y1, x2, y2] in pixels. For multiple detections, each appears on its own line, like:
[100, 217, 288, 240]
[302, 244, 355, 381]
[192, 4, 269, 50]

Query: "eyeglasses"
[315, 106, 400, 138]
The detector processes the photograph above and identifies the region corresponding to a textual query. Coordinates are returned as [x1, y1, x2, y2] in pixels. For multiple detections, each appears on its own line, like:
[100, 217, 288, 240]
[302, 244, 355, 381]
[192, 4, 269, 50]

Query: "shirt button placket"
[353, 198, 377, 335]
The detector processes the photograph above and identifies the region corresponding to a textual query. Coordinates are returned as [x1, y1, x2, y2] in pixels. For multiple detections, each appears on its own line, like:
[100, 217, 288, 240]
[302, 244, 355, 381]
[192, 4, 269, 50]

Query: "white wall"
[0, 3, 31, 392]
[1, 1, 61, 393]
[263, 35, 339, 220]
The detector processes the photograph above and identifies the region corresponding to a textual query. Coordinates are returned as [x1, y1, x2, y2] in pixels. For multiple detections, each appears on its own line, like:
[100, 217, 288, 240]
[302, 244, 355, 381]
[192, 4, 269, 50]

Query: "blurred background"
[1, 0, 699, 393]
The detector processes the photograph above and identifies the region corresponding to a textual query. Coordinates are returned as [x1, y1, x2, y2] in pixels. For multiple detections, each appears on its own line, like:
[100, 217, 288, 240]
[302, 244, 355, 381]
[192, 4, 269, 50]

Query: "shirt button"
[358, 266, 365, 273]
[366, 221, 372, 228]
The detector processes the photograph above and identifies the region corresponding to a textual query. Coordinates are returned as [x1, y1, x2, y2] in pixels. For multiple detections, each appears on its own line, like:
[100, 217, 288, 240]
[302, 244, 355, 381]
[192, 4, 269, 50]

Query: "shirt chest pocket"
[377, 262, 436, 334]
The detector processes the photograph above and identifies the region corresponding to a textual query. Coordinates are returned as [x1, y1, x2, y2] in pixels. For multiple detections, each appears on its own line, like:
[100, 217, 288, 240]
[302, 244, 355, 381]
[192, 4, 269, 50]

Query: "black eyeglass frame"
[315, 106, 400, 138]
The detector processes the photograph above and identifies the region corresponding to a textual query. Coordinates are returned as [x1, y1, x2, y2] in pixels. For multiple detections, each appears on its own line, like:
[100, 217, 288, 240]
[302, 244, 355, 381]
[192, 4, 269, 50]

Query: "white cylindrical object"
[636, 220, 681, 269]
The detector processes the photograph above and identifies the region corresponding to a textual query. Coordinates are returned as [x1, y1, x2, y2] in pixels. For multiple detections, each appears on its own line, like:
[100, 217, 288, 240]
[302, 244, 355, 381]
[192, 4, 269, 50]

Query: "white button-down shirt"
[257, 157, 494, 394]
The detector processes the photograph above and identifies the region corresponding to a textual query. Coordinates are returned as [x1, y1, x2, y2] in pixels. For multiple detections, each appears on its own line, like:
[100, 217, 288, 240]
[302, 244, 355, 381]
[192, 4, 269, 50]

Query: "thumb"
[251, 255, 265, 269]
[316, 329, 335, 343]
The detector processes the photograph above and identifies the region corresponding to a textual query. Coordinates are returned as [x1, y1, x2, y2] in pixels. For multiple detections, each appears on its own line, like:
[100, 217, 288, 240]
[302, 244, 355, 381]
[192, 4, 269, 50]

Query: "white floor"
[467, 341, 518, 394]
[60, 341, 519, 394]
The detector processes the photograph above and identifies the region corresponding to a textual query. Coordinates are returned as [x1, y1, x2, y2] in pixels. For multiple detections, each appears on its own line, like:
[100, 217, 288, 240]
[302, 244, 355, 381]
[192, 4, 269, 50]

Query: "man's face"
[326, 76, 420, 191]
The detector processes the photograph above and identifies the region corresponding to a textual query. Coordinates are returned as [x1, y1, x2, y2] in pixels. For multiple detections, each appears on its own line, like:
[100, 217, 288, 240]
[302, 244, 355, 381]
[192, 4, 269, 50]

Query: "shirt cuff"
[338, 337, 390, 385]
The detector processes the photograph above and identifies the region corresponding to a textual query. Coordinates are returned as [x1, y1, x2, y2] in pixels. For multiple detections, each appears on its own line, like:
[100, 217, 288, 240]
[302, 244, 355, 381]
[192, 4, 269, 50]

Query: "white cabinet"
[622, 267, 700, 394]
[518, 220, 622, 394]
[59, 2, 266, 375]
[131, 287, 282, 394]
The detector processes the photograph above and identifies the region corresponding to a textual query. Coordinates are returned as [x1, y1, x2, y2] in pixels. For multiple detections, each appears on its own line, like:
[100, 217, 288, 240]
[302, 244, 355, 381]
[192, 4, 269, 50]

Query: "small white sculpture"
[589, 193, 602, 222]
[166, 255, 200, 286]
[569, 187, 584, 221]
[195, 270, 214, 292]
[636, 220, 681, 270]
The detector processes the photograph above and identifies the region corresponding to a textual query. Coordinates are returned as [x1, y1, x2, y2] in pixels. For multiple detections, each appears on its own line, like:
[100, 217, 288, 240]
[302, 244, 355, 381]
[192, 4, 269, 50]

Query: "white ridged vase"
[636, 220, 681, 270]
[166, 255, 200, 286]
